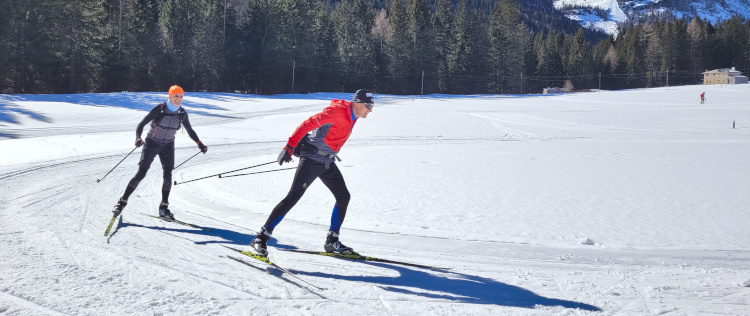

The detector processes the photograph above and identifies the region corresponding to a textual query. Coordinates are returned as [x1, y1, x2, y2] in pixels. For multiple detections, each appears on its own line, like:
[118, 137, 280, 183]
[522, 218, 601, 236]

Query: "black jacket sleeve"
[181, 112, 201, 144]
[135, 105, 162, 139]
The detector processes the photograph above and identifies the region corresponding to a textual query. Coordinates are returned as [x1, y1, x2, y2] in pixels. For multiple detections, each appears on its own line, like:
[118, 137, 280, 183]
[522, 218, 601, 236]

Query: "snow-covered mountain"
[554, 0, 750, 36]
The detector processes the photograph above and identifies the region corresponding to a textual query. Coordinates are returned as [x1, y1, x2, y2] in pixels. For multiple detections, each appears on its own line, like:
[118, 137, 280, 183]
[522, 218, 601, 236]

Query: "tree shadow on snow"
[0, 97, 52, 138]
[291, 261, 601, 312]
[0, 93, 234, 120]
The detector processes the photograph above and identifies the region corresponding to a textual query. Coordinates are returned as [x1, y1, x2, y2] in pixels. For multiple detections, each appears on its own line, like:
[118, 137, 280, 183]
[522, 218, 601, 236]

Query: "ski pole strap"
[219, 167, 296, 178]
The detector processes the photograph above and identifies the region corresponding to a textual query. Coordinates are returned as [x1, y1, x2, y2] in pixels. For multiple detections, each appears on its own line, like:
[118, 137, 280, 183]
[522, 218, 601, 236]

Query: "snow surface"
[1, 85, 750, 315]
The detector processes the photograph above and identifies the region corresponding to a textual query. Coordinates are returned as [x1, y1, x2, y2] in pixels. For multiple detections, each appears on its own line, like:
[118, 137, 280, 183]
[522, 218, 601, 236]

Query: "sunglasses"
[360, 102, 374, 109]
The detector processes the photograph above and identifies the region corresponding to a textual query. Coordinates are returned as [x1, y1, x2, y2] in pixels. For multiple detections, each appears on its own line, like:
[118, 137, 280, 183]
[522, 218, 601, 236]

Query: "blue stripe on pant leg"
[267, 214, 287, 230]
[329, 205, 342, 232]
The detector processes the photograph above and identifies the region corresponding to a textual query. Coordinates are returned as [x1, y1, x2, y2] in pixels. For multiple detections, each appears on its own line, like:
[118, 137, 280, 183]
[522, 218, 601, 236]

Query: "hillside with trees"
[0, 0, 748, 95]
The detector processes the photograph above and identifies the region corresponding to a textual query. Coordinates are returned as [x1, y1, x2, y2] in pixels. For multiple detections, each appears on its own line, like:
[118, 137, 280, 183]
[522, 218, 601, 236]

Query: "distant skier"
[250, 89, 375, 257]
[701, 92, 705, 104]
[111, 85, 207, 220]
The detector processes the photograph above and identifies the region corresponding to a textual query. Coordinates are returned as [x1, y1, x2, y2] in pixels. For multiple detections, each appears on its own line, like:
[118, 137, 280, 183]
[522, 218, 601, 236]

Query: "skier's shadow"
[120, 222, 254, 245]
[291, 261, 601, 311]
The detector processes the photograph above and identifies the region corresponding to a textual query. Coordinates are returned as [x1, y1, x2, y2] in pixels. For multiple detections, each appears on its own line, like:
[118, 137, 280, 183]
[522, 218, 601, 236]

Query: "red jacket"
[288, 99, 357, 161]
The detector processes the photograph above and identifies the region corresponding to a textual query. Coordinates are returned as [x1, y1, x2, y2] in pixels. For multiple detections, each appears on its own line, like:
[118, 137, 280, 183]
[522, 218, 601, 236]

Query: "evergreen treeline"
[0, 0, 749, 95]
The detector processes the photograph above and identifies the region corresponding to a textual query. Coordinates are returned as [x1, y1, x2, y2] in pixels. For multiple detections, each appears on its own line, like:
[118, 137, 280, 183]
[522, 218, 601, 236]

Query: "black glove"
[135, 138, 144, 147]
[277, 144, 293, 165]
[198, 141, 207, 154]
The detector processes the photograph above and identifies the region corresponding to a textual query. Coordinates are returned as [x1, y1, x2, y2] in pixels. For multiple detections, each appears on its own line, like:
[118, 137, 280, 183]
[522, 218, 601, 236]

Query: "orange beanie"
[168, 85, 184, 97]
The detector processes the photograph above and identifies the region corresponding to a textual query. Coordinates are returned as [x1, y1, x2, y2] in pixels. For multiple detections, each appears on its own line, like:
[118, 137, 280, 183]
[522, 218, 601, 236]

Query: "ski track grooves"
[0, 290, 67, 316]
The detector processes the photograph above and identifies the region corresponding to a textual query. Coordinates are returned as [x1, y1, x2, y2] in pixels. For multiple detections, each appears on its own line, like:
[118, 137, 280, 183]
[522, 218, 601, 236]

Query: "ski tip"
[173, 181, 178, 185]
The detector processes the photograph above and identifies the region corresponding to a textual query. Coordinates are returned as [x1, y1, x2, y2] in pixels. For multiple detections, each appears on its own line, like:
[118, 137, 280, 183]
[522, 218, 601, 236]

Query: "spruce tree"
[488, 0, 526, 94]
[432, 0, 452, 93]
[447, 1, 472, 93]
[408, 0, 433, 93]
[384, 0, 413, 93]
[331, 0, 375, 90]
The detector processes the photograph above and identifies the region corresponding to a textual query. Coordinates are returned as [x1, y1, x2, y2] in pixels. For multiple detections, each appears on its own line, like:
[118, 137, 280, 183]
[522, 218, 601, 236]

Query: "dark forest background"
[1, 0, 749, 95]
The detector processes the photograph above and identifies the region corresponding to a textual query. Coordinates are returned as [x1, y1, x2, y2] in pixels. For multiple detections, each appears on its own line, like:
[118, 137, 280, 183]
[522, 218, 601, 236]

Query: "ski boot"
[324, 231, 358, 255]
[112, 198, 127, 217]
[251, 226, 272, 257]
[158, 202, 175, 221]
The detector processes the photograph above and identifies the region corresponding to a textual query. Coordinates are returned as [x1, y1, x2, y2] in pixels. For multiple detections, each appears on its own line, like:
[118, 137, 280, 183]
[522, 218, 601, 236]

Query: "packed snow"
[1, 84, 749, 315]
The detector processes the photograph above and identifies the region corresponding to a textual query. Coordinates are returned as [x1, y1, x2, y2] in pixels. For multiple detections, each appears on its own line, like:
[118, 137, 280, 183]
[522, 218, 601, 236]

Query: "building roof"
[702, 67, 743, 75]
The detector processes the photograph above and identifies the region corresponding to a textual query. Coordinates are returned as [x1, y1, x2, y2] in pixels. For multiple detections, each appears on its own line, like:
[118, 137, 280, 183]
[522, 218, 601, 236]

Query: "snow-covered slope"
[555, 0, 750, 36]
[1, 86, 750, 314]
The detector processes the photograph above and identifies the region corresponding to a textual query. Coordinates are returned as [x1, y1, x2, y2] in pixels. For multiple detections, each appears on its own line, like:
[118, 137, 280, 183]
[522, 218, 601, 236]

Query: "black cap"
[353, 89, 374, 104]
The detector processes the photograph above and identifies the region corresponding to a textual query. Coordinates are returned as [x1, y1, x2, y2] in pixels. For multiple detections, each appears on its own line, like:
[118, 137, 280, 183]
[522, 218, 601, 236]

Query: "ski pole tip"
[173, 181, 178, 185]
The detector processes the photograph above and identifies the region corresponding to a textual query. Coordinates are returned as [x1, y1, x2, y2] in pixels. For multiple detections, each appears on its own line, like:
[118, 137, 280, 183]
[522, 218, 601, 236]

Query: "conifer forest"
[1, 0, 749, 95]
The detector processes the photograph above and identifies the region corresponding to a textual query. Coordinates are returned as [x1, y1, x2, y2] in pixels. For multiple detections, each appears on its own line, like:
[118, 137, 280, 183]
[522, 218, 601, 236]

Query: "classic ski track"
[0, 290, 68, 316]
[122, 214, 332, 300]
[102, 239, 327, 302]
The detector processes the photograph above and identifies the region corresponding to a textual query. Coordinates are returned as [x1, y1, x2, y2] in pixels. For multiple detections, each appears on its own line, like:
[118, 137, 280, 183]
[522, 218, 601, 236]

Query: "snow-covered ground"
[1, 84, 749, 315]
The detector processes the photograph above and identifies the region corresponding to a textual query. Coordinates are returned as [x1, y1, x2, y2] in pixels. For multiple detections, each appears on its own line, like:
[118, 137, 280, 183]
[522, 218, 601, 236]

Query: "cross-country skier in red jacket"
[251, 89, 374, 257]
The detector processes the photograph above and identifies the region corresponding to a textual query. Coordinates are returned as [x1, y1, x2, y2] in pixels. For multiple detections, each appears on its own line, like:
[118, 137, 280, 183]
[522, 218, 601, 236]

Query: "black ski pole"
[174, 151, 202, 170]
[174, 161, 276, 186]
[218, 167, 297, 178]
[97, 146, 138, 183]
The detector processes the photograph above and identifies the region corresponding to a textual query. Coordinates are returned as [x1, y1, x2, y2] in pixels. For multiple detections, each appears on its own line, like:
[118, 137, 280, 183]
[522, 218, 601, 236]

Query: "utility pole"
[421, 71, 425, 98]
[291, 61, 296, 93]
[666, 69, 669, 89]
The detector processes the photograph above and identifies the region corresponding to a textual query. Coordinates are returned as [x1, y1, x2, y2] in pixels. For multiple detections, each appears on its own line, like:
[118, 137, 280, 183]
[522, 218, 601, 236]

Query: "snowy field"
[1, 85, 749, 315]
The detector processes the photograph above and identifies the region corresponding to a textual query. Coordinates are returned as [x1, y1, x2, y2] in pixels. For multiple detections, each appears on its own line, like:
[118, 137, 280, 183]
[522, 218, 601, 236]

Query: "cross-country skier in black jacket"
[111, 85, 207, 220]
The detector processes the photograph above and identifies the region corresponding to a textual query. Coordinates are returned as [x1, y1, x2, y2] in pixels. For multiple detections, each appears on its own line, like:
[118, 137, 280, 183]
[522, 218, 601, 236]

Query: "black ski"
[282, 249, 449, 270]
[145, 214, 213, 231]
[221, 245, 326, 291]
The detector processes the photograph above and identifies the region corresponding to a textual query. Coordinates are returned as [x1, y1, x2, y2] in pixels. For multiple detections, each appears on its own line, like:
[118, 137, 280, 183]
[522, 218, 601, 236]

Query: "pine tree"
[537, 31, 563, 79]
[384, 0, 413, 93]
[616, 24, 647, 88]
[467, 8, 490, 94]
[57, 0, 111, 92]
[310, 6, 337, 91]
[566, 28, 590, 88]
[487, 0, 526, 94]
[408, 0, 433, 94]
[108, 0, 160, 91]
[332, 0, 376, 90]
[447, 1, 473, 93]
[686, 17, 705, 73]
[432, 0, 452, 93]
[717, 16, 748, 70]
